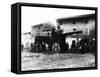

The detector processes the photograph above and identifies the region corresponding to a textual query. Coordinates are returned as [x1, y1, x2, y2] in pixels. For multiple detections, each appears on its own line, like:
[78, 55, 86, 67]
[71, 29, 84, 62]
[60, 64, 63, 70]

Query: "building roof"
[22, 32, 31, 35]
[31, 23, 43, 29]
[57, 14, 95, 24]
[31, 22, 56, 29]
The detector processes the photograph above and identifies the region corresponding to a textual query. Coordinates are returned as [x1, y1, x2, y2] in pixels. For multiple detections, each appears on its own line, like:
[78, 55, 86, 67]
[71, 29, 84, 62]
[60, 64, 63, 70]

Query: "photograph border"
[11, 2, 98, 74]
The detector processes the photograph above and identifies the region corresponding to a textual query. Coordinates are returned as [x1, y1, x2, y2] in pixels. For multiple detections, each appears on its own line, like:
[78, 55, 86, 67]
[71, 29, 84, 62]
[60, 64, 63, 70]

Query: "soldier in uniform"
[71, 40, 76, 53]
[66, 42, 69, 52]
[42, 42, 46, 52]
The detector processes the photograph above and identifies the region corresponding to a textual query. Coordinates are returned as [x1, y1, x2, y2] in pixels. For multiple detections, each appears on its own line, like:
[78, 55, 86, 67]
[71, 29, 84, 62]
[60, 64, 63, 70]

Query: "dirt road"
[21, 52, 95, 71]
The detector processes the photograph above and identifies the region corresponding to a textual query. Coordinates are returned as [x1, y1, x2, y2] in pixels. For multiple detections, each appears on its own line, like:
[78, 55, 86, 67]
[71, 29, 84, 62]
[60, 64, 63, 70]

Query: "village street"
[21, 51, 95, 71]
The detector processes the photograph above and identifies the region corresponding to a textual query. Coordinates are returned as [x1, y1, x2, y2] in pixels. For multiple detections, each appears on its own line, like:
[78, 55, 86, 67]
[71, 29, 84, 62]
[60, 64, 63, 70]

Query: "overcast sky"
[21, 6, 95, 33]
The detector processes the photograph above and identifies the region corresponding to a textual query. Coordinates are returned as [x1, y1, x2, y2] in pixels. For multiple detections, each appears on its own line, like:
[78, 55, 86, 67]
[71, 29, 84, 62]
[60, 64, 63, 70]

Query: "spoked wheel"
[52, 42, 61, 53]
[35, 42, 42, 52]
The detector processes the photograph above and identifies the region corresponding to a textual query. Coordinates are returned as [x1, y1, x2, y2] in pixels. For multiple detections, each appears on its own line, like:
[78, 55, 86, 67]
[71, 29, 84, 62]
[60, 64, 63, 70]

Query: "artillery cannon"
[32, 23, 82, 53]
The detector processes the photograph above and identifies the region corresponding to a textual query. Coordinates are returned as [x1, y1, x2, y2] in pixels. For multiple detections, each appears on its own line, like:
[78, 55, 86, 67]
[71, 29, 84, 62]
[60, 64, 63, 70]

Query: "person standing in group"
[71, 40, 76, 53]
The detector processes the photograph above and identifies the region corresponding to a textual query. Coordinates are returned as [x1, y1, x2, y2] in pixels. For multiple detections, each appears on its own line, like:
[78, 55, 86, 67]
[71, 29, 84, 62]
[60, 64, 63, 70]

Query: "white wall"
[0, 0, 99, 77]
[61, 19, 95, 35]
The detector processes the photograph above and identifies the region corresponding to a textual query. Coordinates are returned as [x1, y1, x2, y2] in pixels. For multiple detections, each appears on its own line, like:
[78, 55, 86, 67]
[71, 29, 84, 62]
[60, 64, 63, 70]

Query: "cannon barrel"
[63, 30, 82, 36]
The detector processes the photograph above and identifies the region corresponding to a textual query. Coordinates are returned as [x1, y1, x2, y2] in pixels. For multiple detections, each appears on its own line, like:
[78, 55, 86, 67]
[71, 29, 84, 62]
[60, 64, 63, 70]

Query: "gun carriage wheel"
[52, 42, 61, 53]
[35, 42, 42, 52]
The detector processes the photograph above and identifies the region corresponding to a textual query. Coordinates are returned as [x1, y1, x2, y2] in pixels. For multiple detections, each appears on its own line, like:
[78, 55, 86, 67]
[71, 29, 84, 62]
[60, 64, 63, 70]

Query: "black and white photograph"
[21, 5, 97, 71]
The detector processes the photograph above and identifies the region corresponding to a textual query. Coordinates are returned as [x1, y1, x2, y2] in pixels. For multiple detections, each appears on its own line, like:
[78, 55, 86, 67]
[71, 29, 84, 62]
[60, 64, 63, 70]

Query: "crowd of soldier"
[21, 38, 95, 53]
